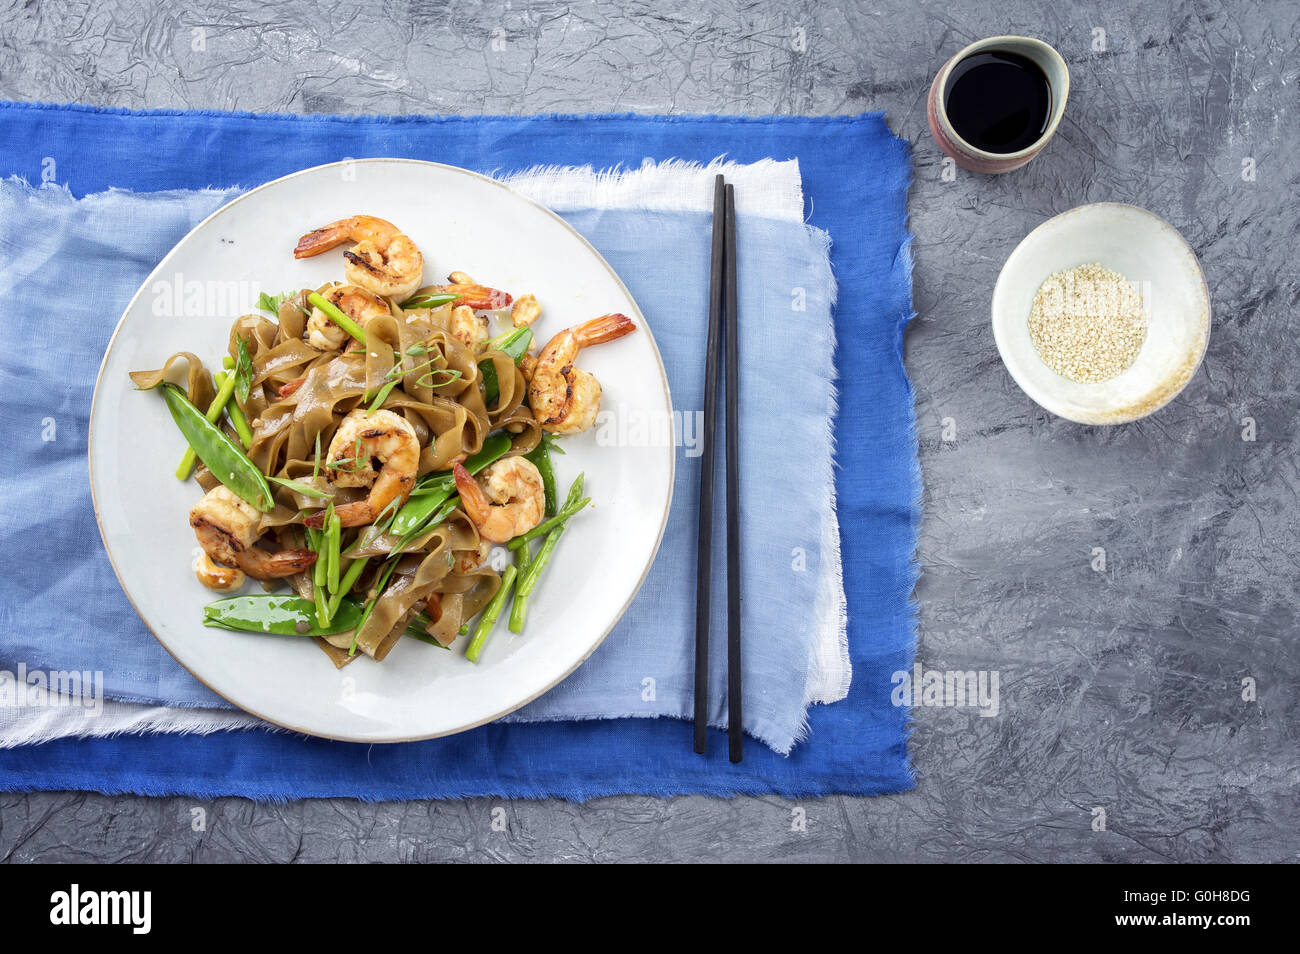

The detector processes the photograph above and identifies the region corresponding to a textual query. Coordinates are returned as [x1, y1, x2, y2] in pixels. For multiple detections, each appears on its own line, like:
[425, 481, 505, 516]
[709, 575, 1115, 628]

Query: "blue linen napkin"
[0, 105, 916, 798]
[0, 181, 838, 755]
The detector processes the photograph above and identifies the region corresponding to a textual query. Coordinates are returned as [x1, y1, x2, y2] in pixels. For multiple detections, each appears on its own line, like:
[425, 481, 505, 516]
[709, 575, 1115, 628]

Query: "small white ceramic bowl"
[991, 202, 1211, 424]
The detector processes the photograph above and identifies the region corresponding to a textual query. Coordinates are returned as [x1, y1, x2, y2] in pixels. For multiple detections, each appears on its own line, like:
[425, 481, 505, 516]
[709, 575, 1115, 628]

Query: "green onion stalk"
[465, 565, 518, 663]
[214, 371, 254, 448]
[508, 474, 586, 634]
[307, 291, 367, 345]
[506, 494, 591, 551]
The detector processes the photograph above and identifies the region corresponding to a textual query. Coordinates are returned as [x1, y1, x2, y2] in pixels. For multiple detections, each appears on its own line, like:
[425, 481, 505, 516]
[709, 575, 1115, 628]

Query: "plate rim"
[87, 157, 676, 742]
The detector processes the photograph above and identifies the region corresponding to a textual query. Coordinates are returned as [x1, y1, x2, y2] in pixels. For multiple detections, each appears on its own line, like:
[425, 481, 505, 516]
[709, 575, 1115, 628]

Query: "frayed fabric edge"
[0, 770, 916, 804]
[0, 707, 269, 749]
[0, 98, 892, 130]
[499, 157, 804, 222]
[4, 159, 806, 223]
[894, 160, 923, 792]
[1, 174, 242, 204]
[801, 223, 851, 719]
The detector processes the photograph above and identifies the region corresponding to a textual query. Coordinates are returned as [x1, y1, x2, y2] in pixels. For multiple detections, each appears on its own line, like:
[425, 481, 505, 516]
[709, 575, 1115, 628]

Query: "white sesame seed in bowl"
[991, 203, 1211, 425]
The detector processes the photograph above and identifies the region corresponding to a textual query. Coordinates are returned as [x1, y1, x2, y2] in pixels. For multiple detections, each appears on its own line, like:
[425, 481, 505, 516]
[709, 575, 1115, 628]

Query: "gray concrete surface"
[1, 0, 1297, 863]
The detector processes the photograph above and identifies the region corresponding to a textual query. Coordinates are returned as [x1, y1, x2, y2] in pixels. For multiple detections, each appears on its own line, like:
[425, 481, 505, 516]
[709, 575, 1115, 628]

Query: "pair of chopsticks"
[693, 174, 743, 763]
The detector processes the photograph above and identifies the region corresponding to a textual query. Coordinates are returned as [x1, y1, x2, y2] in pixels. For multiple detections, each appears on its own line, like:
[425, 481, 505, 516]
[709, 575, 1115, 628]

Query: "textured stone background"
[0, 0, 1296, 862]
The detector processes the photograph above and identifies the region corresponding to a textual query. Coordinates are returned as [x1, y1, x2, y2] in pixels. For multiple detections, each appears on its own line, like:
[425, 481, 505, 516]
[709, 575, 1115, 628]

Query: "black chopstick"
[723, 183, 743, 764]
[693, 174, 726, 754]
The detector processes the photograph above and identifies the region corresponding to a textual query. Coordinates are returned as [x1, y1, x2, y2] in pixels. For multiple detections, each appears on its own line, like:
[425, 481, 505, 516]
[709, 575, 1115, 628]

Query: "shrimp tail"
[573, 313, 636, 347]
[294, 221, 352, 259]
[235, 547, 317, 580]
[277, 376, 307, 399]
[331, 500, 379, 529]
[431, 283, 514, 310]
[453, 462, 491, 526]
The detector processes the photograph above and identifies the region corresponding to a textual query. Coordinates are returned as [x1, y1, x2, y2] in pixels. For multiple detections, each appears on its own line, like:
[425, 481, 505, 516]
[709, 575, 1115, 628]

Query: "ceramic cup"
[927, 35, 1070, 174]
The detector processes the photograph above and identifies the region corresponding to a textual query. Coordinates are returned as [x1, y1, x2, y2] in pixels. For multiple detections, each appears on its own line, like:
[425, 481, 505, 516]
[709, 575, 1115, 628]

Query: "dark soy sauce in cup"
[944, 50, 1052, 153]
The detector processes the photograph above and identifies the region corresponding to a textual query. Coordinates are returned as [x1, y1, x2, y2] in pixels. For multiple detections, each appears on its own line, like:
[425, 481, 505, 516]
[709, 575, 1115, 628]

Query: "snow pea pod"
[389, 432, 512, 536]
[154, 382, 274, 512]
[203, 594, 364, 636]
[175, 369, 238, 480]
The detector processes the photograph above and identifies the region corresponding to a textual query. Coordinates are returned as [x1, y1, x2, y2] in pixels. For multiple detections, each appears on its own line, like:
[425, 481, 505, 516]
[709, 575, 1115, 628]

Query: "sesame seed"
[1027, 263, 1147, 384]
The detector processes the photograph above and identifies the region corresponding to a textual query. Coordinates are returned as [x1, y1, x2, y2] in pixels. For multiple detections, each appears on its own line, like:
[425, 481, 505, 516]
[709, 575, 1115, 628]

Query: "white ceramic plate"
[991, 202, 1211, 424]
[89, 159, 674, 741]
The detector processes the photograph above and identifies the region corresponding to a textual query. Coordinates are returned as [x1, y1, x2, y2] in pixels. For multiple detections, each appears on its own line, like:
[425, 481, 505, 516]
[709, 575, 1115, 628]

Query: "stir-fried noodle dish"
[131, 215, 636, 667]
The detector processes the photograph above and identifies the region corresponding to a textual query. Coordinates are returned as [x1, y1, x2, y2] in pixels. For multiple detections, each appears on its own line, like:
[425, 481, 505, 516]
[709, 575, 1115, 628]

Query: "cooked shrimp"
[453, 457, 545, 543]
[294, 215, 425, 302]
[307, 408, 419, 528]
[190, 486, 316, 582]
[305, 283, 390, 351]
[528, 313, 637, 435]
[448, 304, 488, 352]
